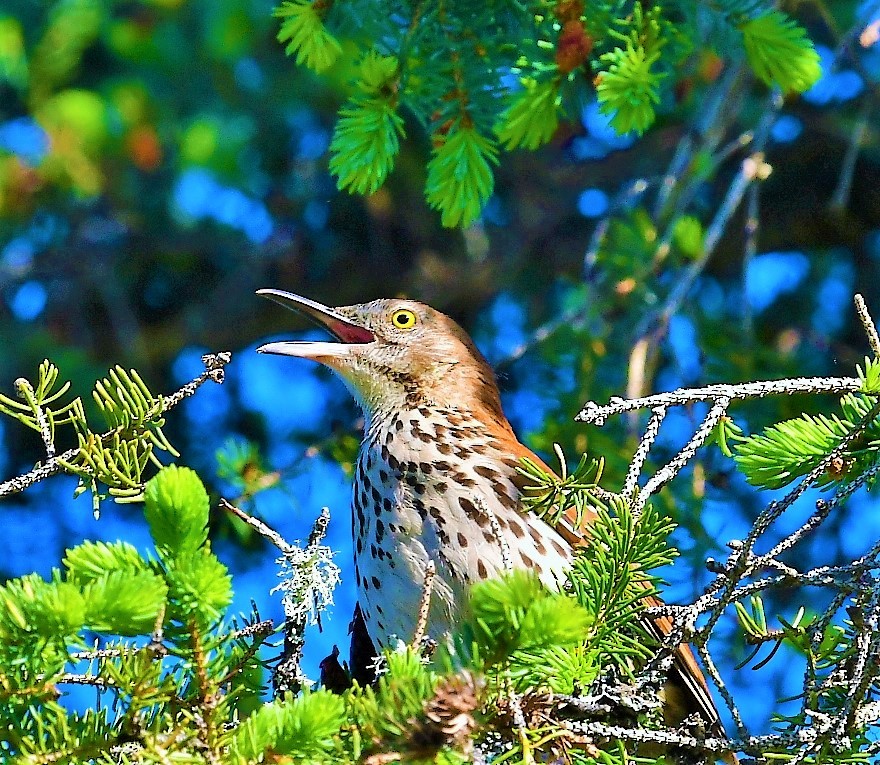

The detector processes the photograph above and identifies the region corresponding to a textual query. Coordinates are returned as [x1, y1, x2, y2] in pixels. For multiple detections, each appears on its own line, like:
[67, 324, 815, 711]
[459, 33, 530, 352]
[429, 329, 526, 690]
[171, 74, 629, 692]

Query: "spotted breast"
[351, 405, 572, 646]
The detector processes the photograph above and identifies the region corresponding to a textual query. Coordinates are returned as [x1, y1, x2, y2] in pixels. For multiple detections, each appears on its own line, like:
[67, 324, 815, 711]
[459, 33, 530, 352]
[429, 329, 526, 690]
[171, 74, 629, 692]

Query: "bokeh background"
[2, 0, 880, 735]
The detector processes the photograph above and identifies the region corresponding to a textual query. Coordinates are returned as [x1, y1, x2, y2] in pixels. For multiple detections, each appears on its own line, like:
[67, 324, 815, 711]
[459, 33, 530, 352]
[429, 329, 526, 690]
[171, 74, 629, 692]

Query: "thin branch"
[856, 293, 880, 358]
[0, 352, 231, 499]
[622, 406, 666, 501]
[411, 561, 436, 647]
[220, 498, 293, 554]
[829, 97, 872, 211]
[578, 376, 863, 425]
[634, 397, 729, 514]
[477, 495, 513, 572]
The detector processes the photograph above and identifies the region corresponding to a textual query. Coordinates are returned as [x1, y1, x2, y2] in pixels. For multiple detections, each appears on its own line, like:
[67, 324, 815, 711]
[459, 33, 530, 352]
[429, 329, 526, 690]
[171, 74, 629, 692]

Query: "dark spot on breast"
[395, 419, 404, 431]
[383, 497, 392, 511]
[508, 518, 526, 539]
[529, 525, 548, 554]
[379, 470, 389, 483]
[375, 519, 385, 542]
[453, 472, 476, 488]
[552, 538, 568, 557]
[371, 486, 382, 504]
[356, 537, 363, 554]
[434, 461, 450, 472]
[477, 559, 488, 578]
[521, 552, 536, 569]
[371, 576, 381, 589]
[376, 604, 383, 614]
[420, 462, 433, 474]
[385, 430, 394, 445]
[434, 481, 447, 494]
[438, 443, 452, 455]
[497, 492, 518, 511]
[457, 531, 468, 547]
[483, 529, 496, 543]
[414, 483, 426, 495]
[387, 453, 399, 471]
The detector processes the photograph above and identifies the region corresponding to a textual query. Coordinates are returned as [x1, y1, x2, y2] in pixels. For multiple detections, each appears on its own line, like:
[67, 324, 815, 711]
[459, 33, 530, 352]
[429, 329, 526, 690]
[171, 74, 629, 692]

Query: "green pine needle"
[63, 540, 148, 584]
[230, 691, 345, 762]
[734, 373, 880, 490]
[425, 125, 498, 228]
[82, 570, 167, 635]
[329, 98, 405, 195]
[858, 356, 880, 393]
[596, 42, 662, 135]
[165, 549, 233, 623]
[143, 465, 211, 558]
[495, 79, 561, 151]
[274, 0, 342, 73]
[740, 11, 821, 93]
[734, 412, 849, 490]
[329, 51, 404, 195]
[468, 570, 591, 663]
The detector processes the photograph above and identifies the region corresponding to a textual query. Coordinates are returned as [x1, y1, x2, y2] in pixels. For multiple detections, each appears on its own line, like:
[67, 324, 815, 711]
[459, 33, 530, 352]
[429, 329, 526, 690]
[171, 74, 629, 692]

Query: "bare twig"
[477, 495, 513, 572]
[634, 397, 729, 514]
[856, 293, 880, 358]
[578, 375, 863, 425]
[622, 406, 667, 501]
[220, 498, 294, 553]
[411, 561, 436, 648]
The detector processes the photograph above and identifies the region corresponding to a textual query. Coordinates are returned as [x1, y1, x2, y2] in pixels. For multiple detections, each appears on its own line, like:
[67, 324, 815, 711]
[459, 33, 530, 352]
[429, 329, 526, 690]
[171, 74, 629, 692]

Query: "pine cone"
[407, 671, 483, 755]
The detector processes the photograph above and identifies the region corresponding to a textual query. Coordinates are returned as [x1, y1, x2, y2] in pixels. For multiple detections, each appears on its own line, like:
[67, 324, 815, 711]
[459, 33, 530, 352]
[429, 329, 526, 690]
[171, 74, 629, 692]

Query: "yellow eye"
[391, 309, 418, 330]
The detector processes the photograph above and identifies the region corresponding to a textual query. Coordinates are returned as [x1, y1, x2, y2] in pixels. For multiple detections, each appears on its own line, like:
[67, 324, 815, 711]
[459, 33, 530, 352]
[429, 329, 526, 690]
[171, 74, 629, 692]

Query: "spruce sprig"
[329, 52, 405, 196]
[495, 79, 562, 151]
[734, 359, 880, 490]
[740, 10, 822, 93]
[274, 0, 342, 73]
[425, 125, 498, 228]
[517, 449, 605, 528]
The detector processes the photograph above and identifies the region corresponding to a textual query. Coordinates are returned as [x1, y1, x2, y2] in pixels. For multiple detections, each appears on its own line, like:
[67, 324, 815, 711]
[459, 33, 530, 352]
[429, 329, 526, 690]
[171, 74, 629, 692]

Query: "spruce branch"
[578, 375, 864, 425]
[0, 352, 231, 502]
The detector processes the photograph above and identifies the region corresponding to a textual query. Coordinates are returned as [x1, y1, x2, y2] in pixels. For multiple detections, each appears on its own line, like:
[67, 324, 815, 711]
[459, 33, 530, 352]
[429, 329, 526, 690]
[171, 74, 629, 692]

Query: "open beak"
[255, 289, 375, 361]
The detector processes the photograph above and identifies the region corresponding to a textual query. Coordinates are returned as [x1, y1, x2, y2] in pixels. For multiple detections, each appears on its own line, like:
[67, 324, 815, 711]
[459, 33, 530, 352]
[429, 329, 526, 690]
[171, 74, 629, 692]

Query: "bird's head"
[256, 289, 505, 423]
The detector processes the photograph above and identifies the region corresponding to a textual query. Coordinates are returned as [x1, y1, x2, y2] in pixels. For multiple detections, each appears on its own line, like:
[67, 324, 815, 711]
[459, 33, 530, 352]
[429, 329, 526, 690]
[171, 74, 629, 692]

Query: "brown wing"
[505, 439, 726, 736]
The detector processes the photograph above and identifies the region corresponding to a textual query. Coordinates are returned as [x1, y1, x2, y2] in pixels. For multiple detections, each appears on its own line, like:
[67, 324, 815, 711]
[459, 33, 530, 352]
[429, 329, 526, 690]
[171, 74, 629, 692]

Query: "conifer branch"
[0, 352, 231, 501]
[578, 375, 864, 425]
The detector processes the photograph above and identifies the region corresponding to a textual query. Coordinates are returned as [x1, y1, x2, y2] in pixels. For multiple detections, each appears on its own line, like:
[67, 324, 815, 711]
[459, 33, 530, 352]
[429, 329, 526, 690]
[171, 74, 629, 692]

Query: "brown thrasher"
[257, 289, 725, 734]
